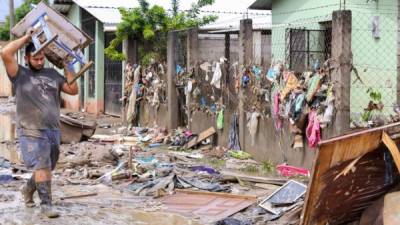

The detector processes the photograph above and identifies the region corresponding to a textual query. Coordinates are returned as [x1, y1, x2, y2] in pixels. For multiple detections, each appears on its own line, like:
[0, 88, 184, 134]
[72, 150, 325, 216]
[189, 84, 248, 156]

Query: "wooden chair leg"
[32, 34, 58, 56]
[68, 61, 94, 85]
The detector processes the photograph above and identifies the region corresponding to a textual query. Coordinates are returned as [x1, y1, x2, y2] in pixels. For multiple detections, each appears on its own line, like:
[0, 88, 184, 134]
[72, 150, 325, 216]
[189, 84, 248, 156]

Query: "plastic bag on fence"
[211, 62, 222, 89]
[200, 61, 212, 81]
[280, 72, 299, 101]
[247, 111, 260, 146]
[306, 74, 322, 102]
[217, 108, 224, 130]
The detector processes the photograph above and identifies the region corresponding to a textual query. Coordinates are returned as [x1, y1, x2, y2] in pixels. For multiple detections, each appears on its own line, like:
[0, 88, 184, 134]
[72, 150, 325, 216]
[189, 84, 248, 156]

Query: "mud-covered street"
[0, 97, 306, 225]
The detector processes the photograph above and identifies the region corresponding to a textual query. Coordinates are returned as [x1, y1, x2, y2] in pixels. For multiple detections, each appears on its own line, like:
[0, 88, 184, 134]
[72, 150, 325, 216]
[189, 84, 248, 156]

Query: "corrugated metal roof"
[71, 0, 137, 31]
[72, 0, 136, 9]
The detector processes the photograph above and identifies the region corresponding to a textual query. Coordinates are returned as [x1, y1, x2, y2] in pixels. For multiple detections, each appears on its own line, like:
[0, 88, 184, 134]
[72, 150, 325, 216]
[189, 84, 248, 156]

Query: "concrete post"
[331, 10, 352, 135]
[93, 20, 105, 114]
[397, 2, 400, 106]
[186, 28, 199, 129]
[238, 19, 253, 148]
[167, 31, 179, 129]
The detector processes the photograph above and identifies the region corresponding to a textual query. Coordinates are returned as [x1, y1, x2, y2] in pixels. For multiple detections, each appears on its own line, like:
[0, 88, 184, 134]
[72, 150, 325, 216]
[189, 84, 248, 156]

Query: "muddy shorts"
[17, 129, 61, 170]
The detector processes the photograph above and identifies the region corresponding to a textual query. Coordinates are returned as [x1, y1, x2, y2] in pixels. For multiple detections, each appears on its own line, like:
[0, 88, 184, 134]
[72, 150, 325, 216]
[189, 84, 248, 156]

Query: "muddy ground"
[0, 97, 301, 225]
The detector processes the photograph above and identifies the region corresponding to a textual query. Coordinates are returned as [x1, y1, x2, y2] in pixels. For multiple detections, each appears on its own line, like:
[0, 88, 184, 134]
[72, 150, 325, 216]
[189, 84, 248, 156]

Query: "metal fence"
[351, 10, 398, 125]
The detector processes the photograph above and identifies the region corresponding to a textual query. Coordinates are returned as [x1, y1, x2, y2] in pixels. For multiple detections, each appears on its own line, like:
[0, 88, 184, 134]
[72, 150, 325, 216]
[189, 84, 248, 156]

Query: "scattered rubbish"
[259, 180, 306, 215]
[60, 113, 97, 144]
[60, 192, 98, 200]
[99, 124, 112, 129]
[161, 190, 257, 223]
[216, 218, 252, 225]
[221, 171, 287, 186]
[186, 127, 216, 149]
[0, 174, 13, 184]
[276, 164, 310, 178]
[190, 166, 218, 174]
[228, 150, 252, 160]
[176, 176, 227, 192]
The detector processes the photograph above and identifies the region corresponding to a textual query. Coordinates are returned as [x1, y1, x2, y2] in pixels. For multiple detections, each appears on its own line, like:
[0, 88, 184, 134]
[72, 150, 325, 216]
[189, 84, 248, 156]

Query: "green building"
[250, 0, 399, 120]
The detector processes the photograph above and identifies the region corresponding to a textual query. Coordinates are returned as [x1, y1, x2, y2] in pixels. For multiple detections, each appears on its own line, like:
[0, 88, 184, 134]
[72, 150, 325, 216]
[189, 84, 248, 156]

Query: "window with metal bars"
[286, 25, 332, 72]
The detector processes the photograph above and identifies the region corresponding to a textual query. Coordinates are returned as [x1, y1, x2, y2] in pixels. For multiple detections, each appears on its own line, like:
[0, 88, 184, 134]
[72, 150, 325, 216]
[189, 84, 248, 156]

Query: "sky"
[73, 0, 271, 30]
[0, 0, 24, 23]
[0, 0, 271, 29]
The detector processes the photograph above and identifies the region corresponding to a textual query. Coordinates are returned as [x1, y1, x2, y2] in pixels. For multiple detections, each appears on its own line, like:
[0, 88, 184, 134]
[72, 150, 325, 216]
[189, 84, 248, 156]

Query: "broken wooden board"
[186, 127, 216, 149]
[301, 122, 400, 225]
[60, 114, 97, 144]
[161, 190, 256, 223]
[0, 142, 21, 164]
[221, 171, 288, 186]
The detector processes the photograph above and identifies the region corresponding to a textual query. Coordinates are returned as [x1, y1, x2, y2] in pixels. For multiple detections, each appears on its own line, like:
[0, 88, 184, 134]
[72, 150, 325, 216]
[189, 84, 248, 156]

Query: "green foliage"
[367, 87, 382, 102]
[0, 0, 46, 40]
[105, 0, 217, 63]
[262, 161, 275, 173]
[361, 88, 383, 122]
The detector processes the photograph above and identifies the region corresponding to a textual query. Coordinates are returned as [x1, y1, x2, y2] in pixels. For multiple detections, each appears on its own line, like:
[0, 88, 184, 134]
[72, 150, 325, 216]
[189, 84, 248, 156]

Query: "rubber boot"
[20, 175, 36, 207]
[36, 181, 59, 218]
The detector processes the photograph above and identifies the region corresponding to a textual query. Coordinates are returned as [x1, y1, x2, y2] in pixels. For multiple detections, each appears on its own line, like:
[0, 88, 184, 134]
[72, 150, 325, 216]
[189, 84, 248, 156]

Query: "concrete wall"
[0, 56, 12, 97]
[138, 102, 169, 128]
[190, 110, 316, 169]
[198, 33, 271, 68]
[198, 34, 239, 63]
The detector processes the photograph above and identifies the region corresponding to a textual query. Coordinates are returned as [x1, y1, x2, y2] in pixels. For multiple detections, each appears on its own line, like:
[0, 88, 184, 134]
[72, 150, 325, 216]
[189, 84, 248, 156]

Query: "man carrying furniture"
[0, 30, 78, 218]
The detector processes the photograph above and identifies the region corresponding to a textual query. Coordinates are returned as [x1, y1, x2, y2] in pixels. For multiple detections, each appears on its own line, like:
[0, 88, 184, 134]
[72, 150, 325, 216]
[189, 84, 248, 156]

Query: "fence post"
[398, 3, 400, 106]
[186, 28, 199, 129]
[331, 10, 352, 135]
[167, 31, 179, 129]
[239, 19, 253, 148]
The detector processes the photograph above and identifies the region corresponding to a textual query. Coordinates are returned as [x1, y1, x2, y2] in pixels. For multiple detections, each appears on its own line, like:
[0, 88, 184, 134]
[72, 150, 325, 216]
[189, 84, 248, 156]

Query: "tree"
[104, 0, 217, 64]
[0, 0, 45, 40]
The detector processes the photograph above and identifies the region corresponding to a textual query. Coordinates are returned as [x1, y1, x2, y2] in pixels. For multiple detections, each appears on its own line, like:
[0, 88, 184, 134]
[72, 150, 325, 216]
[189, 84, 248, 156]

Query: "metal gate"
[81, 10, 96, 107]
[104, 32, 123, 116]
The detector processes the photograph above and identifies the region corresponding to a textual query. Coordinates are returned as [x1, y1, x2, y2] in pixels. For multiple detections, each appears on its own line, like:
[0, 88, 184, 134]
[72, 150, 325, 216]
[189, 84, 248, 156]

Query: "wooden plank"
[176, 189, 257, 200]
[60, 192, 98, 200]
[318, 121, 400, 145]
[382, 131, 400, 173]
[186, 127, 216, 149]
[161, 190, 256, 223]
[221, 171, 287, 185]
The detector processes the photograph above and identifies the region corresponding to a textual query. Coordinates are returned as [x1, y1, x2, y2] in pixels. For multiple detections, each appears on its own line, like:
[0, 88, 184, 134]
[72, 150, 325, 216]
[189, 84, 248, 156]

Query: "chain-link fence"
[351, 10, 397, 124]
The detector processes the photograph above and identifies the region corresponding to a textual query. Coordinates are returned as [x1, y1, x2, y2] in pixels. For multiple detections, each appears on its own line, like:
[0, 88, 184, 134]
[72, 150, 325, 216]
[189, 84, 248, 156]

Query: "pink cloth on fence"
[306, 110, 321, 148]
[273, 92, 282, 130]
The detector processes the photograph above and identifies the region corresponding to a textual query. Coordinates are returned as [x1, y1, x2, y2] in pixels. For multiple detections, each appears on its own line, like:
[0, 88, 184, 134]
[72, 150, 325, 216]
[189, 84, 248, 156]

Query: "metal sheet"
[161, 190, 256, 223]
